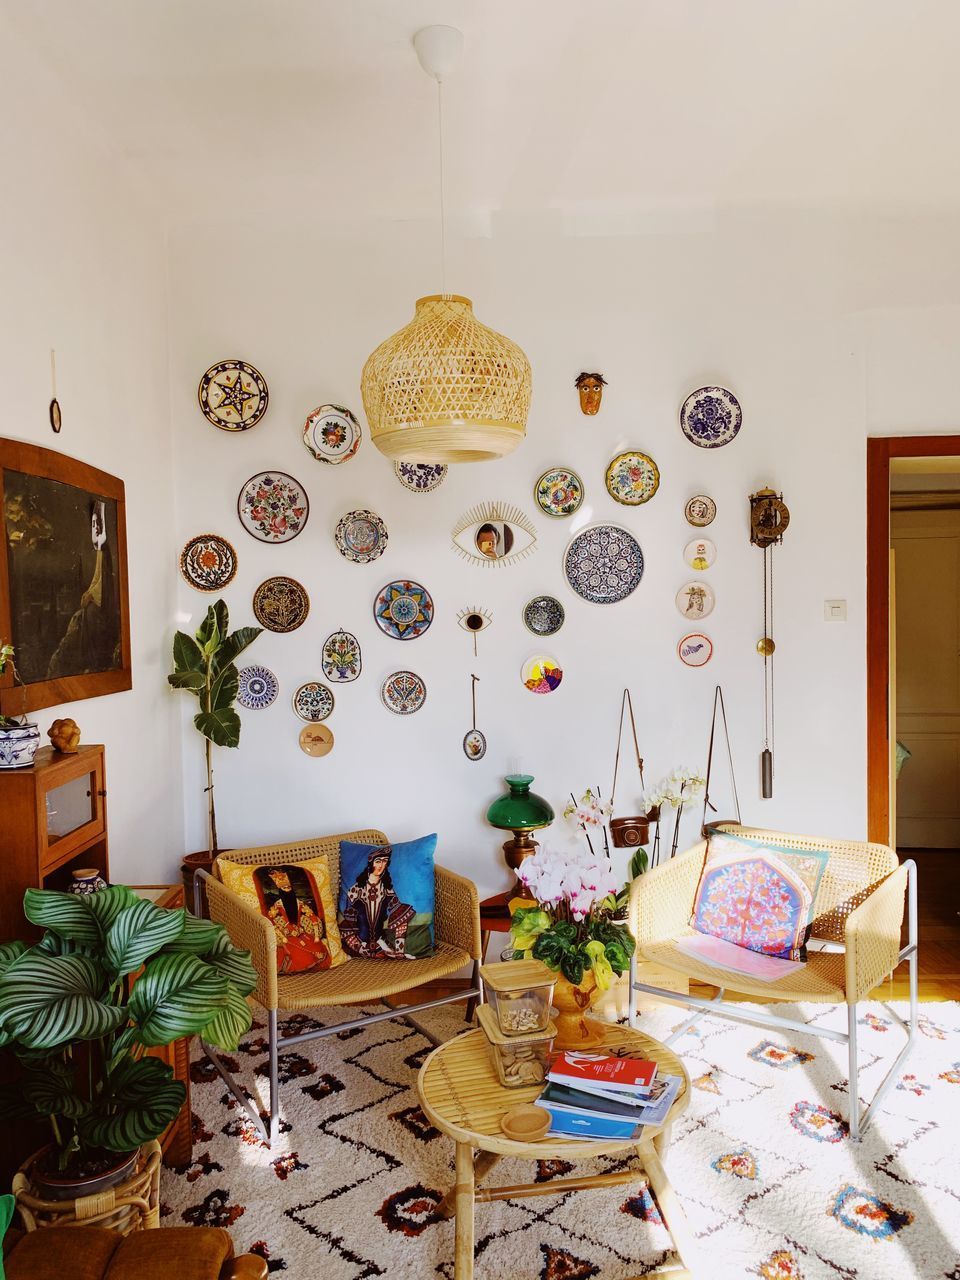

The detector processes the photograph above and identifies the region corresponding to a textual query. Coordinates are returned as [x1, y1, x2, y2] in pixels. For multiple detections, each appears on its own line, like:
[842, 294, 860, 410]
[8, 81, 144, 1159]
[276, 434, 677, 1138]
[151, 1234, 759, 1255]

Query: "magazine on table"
[540, 1075, 683, 1129]
[541, 1107, 642, 1142]
[547, 1049, 658, 1096]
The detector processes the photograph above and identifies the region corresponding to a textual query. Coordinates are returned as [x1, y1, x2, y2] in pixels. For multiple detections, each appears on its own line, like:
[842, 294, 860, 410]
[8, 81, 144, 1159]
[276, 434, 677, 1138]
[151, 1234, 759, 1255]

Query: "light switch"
[824, 599, 847, 621]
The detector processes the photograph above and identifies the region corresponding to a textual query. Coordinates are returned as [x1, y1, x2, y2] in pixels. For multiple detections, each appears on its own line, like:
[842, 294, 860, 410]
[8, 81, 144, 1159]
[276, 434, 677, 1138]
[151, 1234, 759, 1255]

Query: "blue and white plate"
[293, 681, 335, 722]
[394, 461, 447, 493]
[680, 386, 742, 448]
[335, 509, 388, 563]
[237, 665, 279, 710]
[523, 595, 565, 636]
[563, 524, 644, 605]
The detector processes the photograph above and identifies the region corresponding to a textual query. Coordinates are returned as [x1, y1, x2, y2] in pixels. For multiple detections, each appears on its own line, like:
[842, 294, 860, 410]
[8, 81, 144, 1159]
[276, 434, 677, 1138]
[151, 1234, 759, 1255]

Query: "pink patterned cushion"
[690, 831, 829, 962]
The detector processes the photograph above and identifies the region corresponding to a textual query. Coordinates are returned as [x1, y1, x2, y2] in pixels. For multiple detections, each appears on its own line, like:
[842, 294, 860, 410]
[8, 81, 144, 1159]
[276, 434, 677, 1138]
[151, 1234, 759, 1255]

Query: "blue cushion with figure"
[338, 835, 437, 960]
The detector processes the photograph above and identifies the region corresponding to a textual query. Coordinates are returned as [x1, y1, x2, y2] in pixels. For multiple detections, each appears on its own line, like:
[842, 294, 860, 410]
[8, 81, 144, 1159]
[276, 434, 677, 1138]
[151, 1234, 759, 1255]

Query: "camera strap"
[611, 688, 644, 810]
[702, 684, 741, 834]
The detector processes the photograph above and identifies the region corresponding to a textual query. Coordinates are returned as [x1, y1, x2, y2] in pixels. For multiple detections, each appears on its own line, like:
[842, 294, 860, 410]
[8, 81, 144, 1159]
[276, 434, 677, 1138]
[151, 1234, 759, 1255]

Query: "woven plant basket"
[361, 294, 532, 463]
[12, 1140, 161, 1235]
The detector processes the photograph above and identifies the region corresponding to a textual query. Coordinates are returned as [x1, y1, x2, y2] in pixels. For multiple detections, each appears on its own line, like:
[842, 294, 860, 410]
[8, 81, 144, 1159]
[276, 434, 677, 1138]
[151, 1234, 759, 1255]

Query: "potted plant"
[508, 844, 635, 1049]
[0, 883, 256, 1213]
[0, 642, 40, 770]
[168, 600, 262, 905]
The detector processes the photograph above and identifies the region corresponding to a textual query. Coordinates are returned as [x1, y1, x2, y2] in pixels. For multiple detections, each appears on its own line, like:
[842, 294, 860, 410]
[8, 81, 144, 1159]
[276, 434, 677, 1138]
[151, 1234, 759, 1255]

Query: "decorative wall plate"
[535, 468, 584, 518]
[678, 633, 713, 667]
[684, 537, 717, 570]
[198, 359, 268, 432]
[381, 670, 427, 715]
[334, 509, 388, 563]
[179, 534, 237, 592]
[605, 451, 660, 506]
[522, 655, 563, 694]
[523, 595, 565, 636]
[463, 729, 487, 760]
[253, 576, 310, 633]
[675, 581, 716, 621]
[299, 724, 334, 757]
[322, 629, 361, 682]
[685, 494, 717, 527]
[563, 524, 644, 604]
[237, 665, 279, 710]
[237, 471, 309, 543]
[303, 404, 362, 464]
[452, 502, 538, 567]
[374, 580, 434, 640]
[293, 681, 335, 722]
[680, 386, 742, 449]
[395, 461, 447, 493]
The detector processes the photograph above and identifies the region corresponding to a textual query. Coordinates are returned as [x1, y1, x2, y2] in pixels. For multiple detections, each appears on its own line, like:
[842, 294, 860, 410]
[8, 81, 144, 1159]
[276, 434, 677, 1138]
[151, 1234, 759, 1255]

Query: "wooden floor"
[894, 848, 960, 1000]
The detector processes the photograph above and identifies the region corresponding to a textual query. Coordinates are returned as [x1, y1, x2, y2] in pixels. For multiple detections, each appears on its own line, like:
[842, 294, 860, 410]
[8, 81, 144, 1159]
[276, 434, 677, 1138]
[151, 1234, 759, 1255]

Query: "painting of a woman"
[340, 848, 416, 959]
[253, 864, 331, 974]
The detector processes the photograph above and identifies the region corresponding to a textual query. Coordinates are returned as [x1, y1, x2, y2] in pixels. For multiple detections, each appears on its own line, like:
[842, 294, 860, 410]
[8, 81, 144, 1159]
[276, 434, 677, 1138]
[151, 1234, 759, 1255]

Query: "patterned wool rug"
[161, 999, 960, 1279]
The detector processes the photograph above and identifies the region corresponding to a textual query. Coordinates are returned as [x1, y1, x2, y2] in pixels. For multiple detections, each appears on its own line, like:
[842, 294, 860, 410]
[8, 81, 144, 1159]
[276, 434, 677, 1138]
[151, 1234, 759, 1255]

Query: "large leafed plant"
[0, 886, 256, 1171]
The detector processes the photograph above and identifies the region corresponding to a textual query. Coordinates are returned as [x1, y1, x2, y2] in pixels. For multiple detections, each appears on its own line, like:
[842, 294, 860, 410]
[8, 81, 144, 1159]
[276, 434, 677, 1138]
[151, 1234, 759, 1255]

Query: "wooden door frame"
[867, 434, 960, 842]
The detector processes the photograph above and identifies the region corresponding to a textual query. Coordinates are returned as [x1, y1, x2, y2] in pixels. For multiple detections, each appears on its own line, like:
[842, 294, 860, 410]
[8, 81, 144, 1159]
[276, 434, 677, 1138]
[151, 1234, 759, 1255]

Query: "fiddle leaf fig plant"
[168, 599, 262, 855]
[0, 886, 257, 1171]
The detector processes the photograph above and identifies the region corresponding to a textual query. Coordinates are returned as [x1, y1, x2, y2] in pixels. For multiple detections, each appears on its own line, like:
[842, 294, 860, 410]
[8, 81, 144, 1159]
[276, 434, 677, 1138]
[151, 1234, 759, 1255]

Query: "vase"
[551, 971, 606, 1050]
[68, 868, 108, 895]
[0, 722, 40, 769]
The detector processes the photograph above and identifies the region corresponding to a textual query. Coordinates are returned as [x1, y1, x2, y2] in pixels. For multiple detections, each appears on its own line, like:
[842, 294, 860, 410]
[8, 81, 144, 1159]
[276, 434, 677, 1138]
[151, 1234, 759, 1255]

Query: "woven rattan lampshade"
[361, 293, 532, 464]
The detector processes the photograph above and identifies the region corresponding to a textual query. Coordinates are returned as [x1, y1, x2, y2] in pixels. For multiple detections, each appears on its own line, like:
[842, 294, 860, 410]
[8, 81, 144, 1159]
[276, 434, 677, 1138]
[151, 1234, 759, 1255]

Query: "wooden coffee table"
[417, 1023, 697, 1279]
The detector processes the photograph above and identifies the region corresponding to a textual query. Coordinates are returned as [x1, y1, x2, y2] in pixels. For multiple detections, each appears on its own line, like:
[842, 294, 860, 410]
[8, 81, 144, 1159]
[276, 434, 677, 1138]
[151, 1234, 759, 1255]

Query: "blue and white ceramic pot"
[68, 869, 109, 896]
[0, 722, 40, 769]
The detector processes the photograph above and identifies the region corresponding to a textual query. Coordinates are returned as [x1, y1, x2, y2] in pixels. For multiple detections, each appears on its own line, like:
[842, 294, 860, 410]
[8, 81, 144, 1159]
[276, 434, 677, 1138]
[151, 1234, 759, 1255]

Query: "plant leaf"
[196, 601, 228, 652]
[80, 1056, 185, 1153]
[105, 899, 186, 980]
[82, 884, 139, 934]
[0, 952, 125, 1050]
[172, 629, 204, 673]
[129, 953, 228, 1047]
[160, 912, 221, 955]
[22, 1060, 90, 1119]
[202, 985, 252, 1052]
[194, 707, 241, 748]
[202, 931, 257, 996]
[213, 626, 262, 673]
[0, 940, 27, 977]
[23, 890, 101, 946]
[209, 663, 239, 713]
[167, 670, 205, 691]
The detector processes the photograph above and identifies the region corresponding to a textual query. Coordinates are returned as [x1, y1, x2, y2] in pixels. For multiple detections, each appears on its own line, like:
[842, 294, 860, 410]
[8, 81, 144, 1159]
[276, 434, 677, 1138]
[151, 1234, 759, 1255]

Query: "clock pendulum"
[749, 488, 791, 798]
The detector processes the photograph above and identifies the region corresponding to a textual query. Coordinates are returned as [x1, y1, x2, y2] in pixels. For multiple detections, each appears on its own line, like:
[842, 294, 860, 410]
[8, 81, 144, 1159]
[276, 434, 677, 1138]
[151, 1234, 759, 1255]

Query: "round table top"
[417, 1022, 689, 1159]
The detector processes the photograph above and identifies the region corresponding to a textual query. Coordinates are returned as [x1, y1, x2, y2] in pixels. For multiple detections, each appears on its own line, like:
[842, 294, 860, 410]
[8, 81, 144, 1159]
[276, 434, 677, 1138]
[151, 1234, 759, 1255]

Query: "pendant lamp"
[361, 27, 532, 465]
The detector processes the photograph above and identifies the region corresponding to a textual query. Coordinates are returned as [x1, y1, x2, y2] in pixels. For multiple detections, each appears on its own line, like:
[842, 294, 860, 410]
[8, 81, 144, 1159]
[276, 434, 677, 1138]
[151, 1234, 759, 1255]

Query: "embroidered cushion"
[218, 854, 347, 975]
[690, 830, 829, 962]
[337, 835, 437, 960]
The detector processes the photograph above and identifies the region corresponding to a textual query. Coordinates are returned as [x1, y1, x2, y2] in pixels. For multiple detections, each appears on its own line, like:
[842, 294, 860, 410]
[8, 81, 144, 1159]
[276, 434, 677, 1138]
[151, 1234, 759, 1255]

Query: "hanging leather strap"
[702, 684, 741, 833]
[611, 689, 644, 807]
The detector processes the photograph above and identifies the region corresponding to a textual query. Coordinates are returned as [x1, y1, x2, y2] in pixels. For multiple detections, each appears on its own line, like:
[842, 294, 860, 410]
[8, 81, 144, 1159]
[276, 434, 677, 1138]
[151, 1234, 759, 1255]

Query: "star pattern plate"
[680, 386, 742, 448]
[198, 359, 268, 431]
[394, 462, 447, 493]
[236, 665, 279, 710]
[253, 576, 310, 633]
[563, 524, 644, 604]
[292, 682, 335, 723]
[179, 534, 238, 591]
[303, 404, 362, 464]
[373, 580, 434, 641]
[381, 671, 427, 715]
[335, 509, 388, 563]
[237, 471, 309, 543]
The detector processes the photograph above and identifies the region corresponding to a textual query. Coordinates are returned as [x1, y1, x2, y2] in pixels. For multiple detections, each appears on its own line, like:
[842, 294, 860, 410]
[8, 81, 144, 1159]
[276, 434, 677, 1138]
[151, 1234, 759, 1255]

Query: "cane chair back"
[212, 830, 388, 902]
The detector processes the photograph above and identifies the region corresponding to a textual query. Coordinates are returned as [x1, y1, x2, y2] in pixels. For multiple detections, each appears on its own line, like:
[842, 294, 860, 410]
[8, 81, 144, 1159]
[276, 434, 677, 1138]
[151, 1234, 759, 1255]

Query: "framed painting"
[0, 439, 131, 716]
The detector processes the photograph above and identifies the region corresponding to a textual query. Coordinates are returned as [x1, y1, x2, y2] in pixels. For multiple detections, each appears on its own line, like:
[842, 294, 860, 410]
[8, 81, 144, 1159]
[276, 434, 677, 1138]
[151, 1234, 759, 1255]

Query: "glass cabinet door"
[39, 755, 105, 868]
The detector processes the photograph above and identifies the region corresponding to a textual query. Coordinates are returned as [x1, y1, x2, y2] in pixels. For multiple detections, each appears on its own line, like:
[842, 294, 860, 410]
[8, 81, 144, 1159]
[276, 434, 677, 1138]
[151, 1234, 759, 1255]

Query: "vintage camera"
[610, 816, 650, 849]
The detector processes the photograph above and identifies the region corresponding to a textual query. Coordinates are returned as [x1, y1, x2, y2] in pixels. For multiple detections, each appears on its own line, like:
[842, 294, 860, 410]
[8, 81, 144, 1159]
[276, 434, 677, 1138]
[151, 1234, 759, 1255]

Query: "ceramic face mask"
[575, 371, 606, 415]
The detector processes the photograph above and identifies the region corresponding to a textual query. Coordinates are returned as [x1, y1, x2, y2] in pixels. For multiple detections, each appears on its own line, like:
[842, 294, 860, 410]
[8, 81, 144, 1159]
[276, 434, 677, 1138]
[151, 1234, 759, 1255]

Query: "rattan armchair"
[197, 830, 482, 1143]
[627, 824, 917, 1141]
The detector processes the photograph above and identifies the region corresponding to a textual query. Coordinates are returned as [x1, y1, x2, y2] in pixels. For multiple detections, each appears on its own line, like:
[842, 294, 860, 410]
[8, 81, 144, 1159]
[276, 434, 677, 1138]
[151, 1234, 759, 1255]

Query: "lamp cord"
[437, 78, 447, 296]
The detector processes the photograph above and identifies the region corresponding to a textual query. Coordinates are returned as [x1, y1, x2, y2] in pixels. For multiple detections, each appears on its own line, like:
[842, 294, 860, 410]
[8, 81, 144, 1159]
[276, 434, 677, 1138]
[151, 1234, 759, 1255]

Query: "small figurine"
[575, 371, 607, 415]
[48, 717, 81, 754]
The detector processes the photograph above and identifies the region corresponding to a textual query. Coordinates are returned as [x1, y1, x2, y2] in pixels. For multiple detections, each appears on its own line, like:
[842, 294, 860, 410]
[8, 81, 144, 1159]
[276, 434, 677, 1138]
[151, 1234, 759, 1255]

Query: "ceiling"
[7, 0, 960, 226]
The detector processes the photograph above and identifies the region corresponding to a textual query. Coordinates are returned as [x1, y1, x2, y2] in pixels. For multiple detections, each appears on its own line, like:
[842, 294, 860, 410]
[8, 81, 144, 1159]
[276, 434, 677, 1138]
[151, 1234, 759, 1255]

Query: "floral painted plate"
[292, 681, 335, 723]
[198, 359, 268, 431]
[683, 537, 716, 571]
[675, 581, 715, 621]
[322, 629, 361, 682]
[300, 724, 334, 756]
[678, 633, 713, 667]
[395, 461, 447, 493]
[523, 595, 565, 637]
[381, 671, 427, 715]
[680, 387, 742, 449]
[237, 471, 309, 543]
[684, 494, 717, 527]
[253, 576, 310, 633]
[335, 509, 388, 563]
[605, 451, 660, 506]
[522, 655, 563, 694]
[373, 580, 434, 641]
[563, 523, 644, 604]
[535, 468, 584, 518]
[179, 534, 237, 591]
[237, 665, 279, 710]
[303, 404, 362, 463]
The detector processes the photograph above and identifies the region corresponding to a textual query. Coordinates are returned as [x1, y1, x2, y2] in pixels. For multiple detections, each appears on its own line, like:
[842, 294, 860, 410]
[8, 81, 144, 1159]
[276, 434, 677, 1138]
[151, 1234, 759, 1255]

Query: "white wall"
[165, 205, 960, 899]
[0, 24, 184, 882]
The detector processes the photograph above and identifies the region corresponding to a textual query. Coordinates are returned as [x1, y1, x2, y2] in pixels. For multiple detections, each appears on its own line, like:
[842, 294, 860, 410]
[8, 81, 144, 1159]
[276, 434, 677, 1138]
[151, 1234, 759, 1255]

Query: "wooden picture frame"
[0, 439, 131, 716]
